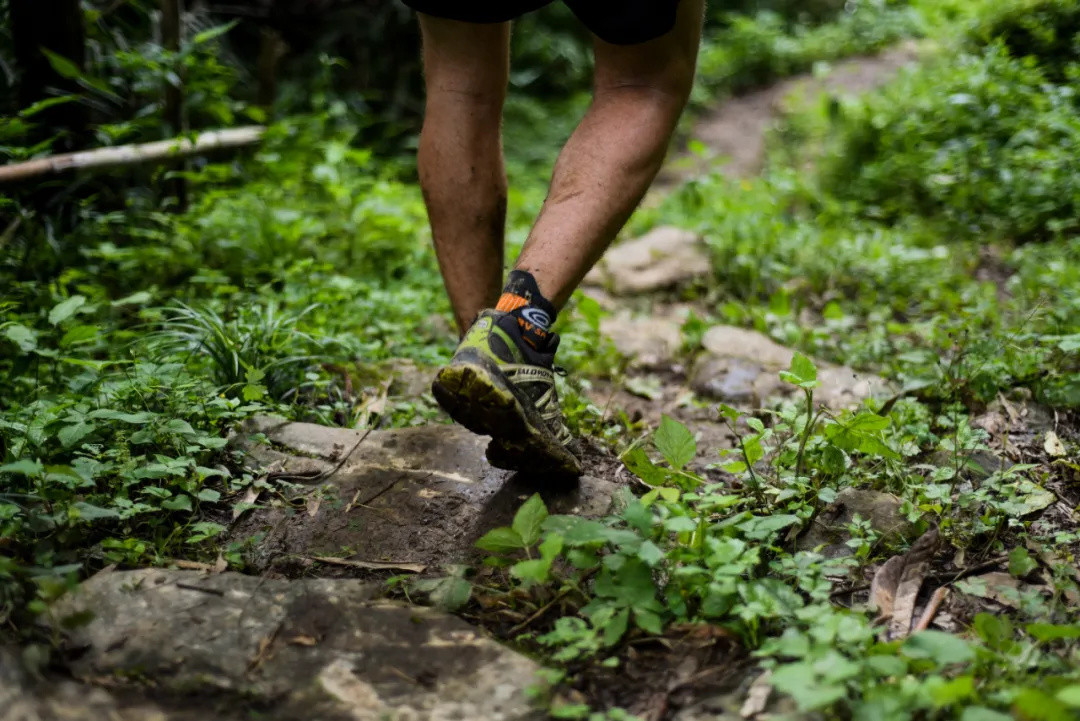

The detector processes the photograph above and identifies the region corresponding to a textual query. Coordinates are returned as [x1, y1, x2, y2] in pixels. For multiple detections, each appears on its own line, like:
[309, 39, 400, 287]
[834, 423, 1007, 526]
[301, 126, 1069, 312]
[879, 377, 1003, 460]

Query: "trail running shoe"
[431, 309, 581, 476]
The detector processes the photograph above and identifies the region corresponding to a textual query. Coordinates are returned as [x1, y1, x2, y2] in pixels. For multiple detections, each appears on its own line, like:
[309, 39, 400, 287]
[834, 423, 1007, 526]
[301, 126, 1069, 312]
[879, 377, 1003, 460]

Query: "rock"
[690, 354, 776, 405]
[231, 417, 621, 571]
[600, 313, 683, 368]
[798, 488, 917, 558]
[585, 227, 709, 295]
[928, 449, 1007, 480]
[694, 325, 892, 410]
[2, 645, 178, 721]
[50, 568, 544, 721]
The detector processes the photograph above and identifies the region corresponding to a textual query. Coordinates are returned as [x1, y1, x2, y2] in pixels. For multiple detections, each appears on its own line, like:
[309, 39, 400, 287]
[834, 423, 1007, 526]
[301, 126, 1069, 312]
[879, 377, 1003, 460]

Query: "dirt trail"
[8, 44, 939, 721]
[655, 42, 920, 189]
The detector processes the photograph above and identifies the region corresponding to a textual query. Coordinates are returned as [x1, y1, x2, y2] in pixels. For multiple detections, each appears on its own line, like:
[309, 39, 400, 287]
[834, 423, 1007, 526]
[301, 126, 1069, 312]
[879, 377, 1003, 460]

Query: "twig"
[175, 582, 225, 596]
[912, 587, 949, 632]
[305, 555, 426, 574]
[267, 427, 373, 483]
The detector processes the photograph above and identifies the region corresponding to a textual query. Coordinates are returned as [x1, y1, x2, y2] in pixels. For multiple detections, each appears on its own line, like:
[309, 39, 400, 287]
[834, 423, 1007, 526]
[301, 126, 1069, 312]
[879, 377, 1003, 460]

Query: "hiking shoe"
[431, 310, 581, 476]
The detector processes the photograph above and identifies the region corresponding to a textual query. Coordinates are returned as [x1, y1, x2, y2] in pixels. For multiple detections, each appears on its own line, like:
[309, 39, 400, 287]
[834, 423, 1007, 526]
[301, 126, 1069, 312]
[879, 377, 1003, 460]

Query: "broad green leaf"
[931, 675, 975, 706]
[1058, 334, 1080, 352]
[511, 559, 552, 585]
[0, 459, 43, 477]
[475, 526, 525, 553]
[1026, 623, 1080, 642]
[512, 493, 548, 547]
[603, 607, 630, 646]
[654, 415, 696, 471]
[72, 502, 119, 521]
[1056, 686, 1080, 708]
[537, 533, 563, 561]
[48, 295, 86, 326]
[780, 352, 819, 388]
[1008, 546, 1038, 578]
[187, 521, 226, 543]
[663, 516, 697, 533]
[40, 48, 121, 102]
[196, 489, 221, 503]
[59, 325, 100, 348]
[3, 324, 37, 352]
[58, 422, 95, 449]
[738, 513, 800, 541]
[621, 446, 665, 485]
[901, 631, 974, 665]
[164, 419, 197, 437]
[973, 613, 1013, 649]
[192, 19, 239, 46]
[430, 575, 471, 611]
[634, 609, 663, 635]
[111, 291, 152, 307]
[1013, 688, 1072, 721]
[89, 409, 156, 424]
[743, 435, 764, 466]
[717, 403, 741, 422]
[637, 540, 664, 567]
[161, 495, 193, 512]
[847, 412, 890, 432]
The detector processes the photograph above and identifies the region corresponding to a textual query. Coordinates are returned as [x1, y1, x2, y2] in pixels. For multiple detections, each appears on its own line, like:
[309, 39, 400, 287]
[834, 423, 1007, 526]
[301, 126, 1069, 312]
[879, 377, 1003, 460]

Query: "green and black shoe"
[431, 310, 581, 476]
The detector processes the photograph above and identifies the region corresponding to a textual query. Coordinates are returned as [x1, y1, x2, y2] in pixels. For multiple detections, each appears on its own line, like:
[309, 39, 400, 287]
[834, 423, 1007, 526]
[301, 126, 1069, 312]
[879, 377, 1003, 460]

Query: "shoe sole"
[431, 351, 581, 477]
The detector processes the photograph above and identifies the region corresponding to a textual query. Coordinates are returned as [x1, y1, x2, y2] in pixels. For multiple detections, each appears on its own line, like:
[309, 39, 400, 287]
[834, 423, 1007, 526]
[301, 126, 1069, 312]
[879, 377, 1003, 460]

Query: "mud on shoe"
[431, 310, 581, 476]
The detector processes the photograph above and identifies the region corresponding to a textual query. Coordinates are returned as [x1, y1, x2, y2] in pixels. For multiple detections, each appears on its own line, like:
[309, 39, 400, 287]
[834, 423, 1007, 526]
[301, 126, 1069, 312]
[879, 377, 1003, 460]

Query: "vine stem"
[794, 387, 819, 486]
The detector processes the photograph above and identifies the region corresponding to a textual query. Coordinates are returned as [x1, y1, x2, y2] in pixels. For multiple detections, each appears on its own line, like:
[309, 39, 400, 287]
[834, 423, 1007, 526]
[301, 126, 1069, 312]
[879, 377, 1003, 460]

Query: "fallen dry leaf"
[888, 525, 940, 639]
[740, 670, 773, 718]
[307, 494, 321, 518]
[870, 555, 905, 617]
[287, 635, 318, 647]
[232, 485, 262, 521]
[308, 555, 426, 573]
[955, 572, 1023, 609]
[1044, 430, 1066, 458]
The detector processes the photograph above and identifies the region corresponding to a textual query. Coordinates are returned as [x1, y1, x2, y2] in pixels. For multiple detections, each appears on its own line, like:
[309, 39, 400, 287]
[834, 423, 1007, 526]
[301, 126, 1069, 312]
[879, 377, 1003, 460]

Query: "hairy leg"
[417, 15, 510, 334]
[513, 0, 704, 308]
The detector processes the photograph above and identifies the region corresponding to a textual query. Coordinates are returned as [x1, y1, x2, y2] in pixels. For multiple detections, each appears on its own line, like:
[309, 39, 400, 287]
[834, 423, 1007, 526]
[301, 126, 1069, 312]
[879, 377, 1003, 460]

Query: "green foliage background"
[1, 0, 1079, 718]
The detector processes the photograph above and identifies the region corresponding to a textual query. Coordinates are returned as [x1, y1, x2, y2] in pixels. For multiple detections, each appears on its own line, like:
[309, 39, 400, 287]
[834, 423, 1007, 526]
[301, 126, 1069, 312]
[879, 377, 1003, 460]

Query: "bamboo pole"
[0, 126, 265, 184]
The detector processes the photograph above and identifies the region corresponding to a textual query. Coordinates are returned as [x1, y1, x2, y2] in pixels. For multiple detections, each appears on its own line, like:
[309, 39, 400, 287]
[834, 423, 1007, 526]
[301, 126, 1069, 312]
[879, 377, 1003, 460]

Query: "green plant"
[147, 301, 318, 400]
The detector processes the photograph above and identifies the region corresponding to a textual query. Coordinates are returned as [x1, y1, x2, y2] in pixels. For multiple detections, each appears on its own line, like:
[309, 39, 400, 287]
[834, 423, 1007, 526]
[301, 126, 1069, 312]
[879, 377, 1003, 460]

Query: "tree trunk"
[9, 0, 89, 149]
[160, 0, 188, 209]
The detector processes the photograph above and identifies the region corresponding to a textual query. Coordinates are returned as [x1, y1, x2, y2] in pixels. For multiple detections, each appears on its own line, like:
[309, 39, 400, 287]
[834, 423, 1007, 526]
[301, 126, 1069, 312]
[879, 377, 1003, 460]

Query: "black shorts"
[402, 0, 682, 45]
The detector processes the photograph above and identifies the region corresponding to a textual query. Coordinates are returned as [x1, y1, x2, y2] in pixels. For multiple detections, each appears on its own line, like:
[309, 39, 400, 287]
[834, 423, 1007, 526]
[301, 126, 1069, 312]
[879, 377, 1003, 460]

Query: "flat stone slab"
[694, 325, 892, 410]
[50, 568, 543, 721]
[232, 417, 621, 571]
[799, 487, 917, 558]
[600, 313, 684, 368]
[2, 645, 180, 721]
[585, 226, 709, 295]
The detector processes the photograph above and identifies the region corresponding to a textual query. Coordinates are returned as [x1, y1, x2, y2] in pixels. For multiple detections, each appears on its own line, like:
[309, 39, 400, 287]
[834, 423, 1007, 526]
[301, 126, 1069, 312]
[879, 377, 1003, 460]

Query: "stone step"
[231, 417, 622, 573]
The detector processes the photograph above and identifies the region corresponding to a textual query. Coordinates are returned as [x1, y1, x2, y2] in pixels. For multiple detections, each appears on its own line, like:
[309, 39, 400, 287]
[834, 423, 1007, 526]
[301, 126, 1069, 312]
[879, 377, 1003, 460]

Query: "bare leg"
[513, 0, 705, 308]
[417, 16, 510, 334]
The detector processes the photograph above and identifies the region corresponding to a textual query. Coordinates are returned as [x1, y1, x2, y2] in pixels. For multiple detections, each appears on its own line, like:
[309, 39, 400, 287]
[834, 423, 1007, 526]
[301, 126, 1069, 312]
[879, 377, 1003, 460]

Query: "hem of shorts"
[402, 1, 547, 24]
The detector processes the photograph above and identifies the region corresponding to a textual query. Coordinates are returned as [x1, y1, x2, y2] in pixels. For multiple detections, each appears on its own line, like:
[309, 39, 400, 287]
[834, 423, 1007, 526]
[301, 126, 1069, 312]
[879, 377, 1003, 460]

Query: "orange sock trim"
[496, 293, 528, 312]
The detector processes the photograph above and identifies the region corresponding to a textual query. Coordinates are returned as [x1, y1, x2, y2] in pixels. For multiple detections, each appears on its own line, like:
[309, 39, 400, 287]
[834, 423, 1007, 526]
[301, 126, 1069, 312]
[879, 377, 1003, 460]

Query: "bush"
[968, 0, 1080, 81]
[818, 44, 1080, 241]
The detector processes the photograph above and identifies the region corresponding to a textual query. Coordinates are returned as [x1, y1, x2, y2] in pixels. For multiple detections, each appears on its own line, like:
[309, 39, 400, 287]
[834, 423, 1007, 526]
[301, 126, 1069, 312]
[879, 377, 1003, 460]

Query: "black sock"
[495, 270, 557, 351]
